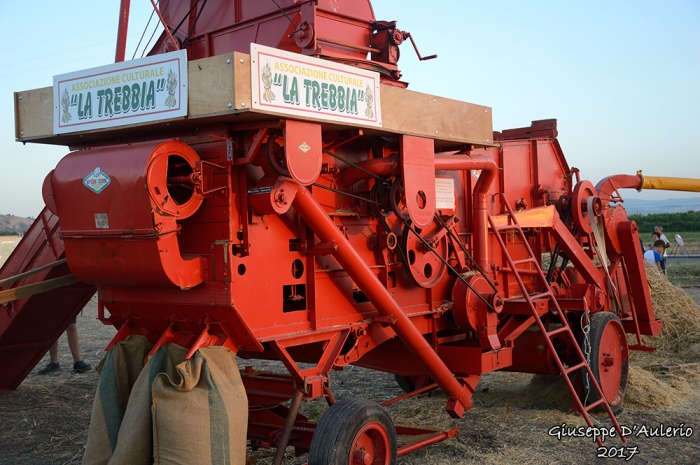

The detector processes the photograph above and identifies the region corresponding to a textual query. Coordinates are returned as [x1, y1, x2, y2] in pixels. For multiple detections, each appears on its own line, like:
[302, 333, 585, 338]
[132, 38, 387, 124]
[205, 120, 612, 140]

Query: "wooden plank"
[15, 87, 53, 141]
[0, 274, 79, 305]
[188, 52, 235, 118]
[380, 85, 493, 146]
[233, 51, 252, 110]
[14, 52, 494, 148]
[0, 258, 67, 287]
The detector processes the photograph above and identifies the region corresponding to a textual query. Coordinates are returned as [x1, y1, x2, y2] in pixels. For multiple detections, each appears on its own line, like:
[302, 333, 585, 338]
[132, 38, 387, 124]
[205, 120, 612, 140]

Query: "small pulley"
[370, 181, 393, 218]
[389, 177, 410, 221]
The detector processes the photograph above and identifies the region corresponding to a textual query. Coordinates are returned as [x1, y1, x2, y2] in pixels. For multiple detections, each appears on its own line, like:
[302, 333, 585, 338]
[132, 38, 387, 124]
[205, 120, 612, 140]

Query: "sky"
[0, 0, 698, 218]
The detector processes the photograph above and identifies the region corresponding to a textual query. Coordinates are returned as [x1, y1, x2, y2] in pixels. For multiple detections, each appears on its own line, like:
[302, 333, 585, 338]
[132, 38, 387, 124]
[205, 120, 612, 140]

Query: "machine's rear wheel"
[581, 312, 629, 413]
[394, 374, 433, 393]
[309, 398, 397, 465]
[394, 374, 416, 393]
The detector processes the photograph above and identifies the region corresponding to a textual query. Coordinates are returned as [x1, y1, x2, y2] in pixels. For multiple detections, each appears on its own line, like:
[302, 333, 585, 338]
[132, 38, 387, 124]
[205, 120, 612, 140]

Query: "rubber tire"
[309, 398, 398, 465]
[581, 312, 629, 413]
[394, 375, 416, 393]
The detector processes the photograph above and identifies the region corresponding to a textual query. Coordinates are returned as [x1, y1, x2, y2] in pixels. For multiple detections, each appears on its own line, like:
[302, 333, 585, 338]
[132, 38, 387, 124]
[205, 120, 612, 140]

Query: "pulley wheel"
[581, 312, 629, 413]
[370, 181, 393, 218]
[571, 180, 596, 234]
[401, 220, 448, 288]
[389, 177, 410, 222]
[265, 130, 290, 177]
[451, 274, 492, 332]
[603, 204, 629, 255]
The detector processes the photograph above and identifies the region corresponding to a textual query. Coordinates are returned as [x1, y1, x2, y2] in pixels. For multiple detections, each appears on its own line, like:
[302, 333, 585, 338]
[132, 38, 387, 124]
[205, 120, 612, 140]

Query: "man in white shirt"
[644, 240, 666, 275]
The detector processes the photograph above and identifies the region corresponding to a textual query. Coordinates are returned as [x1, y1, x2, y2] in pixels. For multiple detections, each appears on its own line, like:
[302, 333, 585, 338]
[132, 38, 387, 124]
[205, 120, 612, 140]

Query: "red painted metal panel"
[400, 135, 436, 229]
[50, 140, 206, 289]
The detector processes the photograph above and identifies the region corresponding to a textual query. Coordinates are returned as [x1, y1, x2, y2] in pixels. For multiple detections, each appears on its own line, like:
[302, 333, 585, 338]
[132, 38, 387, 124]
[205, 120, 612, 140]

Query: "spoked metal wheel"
[581, 312, 629, 413]
[309, 398, 397, 465]
[400, 220, 448, 288]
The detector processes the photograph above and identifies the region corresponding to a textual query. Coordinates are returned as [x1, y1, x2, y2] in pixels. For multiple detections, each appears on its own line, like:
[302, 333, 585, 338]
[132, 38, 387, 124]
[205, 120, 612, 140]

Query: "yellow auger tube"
[638, 171, 700, 193]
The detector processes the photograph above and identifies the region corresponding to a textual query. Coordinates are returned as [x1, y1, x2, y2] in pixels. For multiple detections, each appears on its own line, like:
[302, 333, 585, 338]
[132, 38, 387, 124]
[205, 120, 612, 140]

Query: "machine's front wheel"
[581, 312, 629, 413]
[309, 398, 397, 465]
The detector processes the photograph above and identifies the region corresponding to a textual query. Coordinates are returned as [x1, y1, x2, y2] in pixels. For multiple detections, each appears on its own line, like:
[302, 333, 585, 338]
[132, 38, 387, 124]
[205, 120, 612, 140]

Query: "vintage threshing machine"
[4, 0, 696, 463]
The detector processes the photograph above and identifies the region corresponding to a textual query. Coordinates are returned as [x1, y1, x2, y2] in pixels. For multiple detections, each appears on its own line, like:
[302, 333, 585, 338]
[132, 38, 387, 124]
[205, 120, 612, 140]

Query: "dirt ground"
[1, 291, 699, 465]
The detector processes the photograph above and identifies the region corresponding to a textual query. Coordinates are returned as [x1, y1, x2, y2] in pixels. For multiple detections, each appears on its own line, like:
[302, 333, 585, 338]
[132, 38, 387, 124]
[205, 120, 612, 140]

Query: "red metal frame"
[2, 2, 666, 460]
[115, 0, 131, 62]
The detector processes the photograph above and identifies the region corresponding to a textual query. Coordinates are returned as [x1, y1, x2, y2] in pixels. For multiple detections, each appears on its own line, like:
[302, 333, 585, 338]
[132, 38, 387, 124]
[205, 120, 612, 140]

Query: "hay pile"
[642, 262, 700, 356]
[622, 262, 700, 408]
[625, 365, 692, 409]
[519, 263, 700, 410]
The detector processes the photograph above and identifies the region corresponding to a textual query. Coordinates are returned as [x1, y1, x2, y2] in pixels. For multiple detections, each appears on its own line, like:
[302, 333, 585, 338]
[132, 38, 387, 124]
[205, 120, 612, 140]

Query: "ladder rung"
[511, 257, 535, 266]
[547, 326, 569, 338]
[564, 361, 586, 375]
[529, 292, 551, 302]
[493, 224, 520, 232]
[584, 397, 607, 412]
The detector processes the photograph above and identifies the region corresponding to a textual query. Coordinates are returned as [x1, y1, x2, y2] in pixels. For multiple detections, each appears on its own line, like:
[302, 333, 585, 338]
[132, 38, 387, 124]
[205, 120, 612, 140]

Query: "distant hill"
[0, 214, 33, 234]
[621, 197, 700, 215]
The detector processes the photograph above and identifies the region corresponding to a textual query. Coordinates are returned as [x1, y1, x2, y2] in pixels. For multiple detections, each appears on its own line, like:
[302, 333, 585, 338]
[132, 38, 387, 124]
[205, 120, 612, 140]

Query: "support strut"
[290, 184, 473, 417]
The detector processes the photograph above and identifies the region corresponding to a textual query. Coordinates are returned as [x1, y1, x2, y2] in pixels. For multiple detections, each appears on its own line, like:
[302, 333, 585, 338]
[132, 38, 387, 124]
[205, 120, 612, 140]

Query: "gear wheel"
[389, 29, 406, 45]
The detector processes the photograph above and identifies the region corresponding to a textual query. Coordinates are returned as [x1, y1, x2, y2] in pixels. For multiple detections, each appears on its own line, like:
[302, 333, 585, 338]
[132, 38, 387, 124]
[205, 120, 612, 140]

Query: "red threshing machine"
[5, 0, 698, 463]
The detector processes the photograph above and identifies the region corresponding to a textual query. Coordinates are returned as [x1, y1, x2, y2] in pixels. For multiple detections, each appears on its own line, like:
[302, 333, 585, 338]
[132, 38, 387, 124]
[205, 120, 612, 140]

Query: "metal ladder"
[487, 193, 626, 446]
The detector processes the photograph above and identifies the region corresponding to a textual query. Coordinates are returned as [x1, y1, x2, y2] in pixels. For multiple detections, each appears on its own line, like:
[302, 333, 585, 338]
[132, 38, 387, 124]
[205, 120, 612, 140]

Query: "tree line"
[628, 211, 700, 232]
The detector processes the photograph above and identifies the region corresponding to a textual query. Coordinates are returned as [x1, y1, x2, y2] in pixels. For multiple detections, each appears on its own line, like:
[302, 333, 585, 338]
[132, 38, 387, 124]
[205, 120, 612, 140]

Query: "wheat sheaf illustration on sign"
[262, 62, 275, 103]
[164, 68, 178, 108]
[61, 89, 72, 123]
[364, 84, 373, 119]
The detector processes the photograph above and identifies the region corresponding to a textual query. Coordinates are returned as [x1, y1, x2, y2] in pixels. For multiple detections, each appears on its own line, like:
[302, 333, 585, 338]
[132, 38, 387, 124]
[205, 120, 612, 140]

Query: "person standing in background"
[654, 225, 670, 272]
[37, 317, 91, 374]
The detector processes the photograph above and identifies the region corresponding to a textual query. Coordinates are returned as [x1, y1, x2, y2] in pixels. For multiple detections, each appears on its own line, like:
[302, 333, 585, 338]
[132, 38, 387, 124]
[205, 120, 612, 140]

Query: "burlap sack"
[82, 335, 153, 465]
[107, 343, 188, 465]
[152, 346, 248, 465]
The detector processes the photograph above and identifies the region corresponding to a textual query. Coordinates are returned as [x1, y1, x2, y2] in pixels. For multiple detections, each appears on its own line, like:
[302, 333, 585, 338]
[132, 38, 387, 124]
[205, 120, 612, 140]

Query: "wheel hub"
[353, 449, 372, 465]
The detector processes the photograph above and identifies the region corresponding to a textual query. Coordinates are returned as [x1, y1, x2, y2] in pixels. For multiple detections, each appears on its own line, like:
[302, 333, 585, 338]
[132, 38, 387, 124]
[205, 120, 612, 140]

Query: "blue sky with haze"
[0, 0, 698, 217]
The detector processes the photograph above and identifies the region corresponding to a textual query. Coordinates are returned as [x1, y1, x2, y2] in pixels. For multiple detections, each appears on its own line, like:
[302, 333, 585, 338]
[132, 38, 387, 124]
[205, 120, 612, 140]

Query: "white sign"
[53, 50, 188, 134]
[250, 44, 381, 127]
[435, 177, 455, 210]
